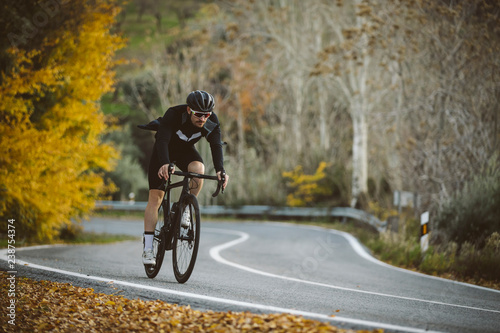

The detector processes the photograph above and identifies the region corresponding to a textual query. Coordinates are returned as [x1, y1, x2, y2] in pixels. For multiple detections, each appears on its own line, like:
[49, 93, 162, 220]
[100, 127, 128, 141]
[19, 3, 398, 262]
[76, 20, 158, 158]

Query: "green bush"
[452, 233, 500, 281]
[420, 244, 455, 276]
[479, 232, 500, 280]
[368, 232, 422, 268]
[417, 233, 500, 282]
[434, 157, 500, 247]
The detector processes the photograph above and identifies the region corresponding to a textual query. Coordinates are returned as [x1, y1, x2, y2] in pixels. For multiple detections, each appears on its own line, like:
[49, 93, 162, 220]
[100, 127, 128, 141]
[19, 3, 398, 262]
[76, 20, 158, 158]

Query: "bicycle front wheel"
[172, 194, 200, 283]
[145, 204, 167, 278]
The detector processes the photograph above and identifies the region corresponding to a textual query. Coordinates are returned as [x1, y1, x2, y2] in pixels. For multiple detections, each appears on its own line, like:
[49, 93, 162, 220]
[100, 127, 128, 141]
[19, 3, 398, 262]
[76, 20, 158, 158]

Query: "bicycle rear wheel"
[172, 194, 200, 283]
[145, 204, 167, 278]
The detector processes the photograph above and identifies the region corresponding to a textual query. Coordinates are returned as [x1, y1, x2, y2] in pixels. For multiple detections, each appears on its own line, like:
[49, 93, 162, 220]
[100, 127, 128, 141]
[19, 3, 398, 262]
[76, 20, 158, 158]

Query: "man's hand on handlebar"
[158, 163, 175, 180]
[217, 171, 229, 191]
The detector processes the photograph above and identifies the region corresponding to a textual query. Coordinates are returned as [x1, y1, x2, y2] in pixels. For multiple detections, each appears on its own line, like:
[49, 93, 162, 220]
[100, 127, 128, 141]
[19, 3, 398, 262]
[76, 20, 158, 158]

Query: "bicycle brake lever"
[211, 174, 225, 197]
[168, 163, 175, 175]
[211, 184, 221, 198]
[221, 172, 226, 194]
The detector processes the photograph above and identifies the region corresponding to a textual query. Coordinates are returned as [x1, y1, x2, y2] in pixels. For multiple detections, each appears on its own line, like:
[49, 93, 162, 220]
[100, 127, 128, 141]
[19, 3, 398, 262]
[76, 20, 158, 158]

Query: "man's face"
[188, 107, 211, 128]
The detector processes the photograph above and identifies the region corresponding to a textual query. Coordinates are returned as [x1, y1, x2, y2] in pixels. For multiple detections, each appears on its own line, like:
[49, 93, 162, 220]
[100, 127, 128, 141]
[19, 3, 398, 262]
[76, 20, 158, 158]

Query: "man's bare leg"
[142, 189, 164, 263]
[144, 189, 164, 232]
[187, 161, 205, 197]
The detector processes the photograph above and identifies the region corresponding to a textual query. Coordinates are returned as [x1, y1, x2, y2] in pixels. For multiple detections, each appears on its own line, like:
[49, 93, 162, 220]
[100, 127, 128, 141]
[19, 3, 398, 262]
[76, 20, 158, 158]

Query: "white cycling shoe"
[142, 249, 156, 265]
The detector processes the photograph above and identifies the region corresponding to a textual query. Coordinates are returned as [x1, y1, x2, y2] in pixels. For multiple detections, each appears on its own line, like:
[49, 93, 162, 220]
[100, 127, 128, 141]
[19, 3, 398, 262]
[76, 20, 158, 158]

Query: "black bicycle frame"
[161, 170, 223, 240]
[163, 175, 189, 216]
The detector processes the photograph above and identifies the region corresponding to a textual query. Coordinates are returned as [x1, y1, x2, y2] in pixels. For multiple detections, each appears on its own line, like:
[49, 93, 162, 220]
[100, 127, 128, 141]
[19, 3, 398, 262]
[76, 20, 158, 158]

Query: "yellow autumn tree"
[282, 162, 333, 207]
[0, 1, 125, 242]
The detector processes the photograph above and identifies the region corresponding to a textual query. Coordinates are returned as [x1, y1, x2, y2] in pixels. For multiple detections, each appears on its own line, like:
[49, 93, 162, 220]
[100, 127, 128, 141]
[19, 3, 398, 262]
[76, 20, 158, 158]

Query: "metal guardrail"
[97, 200, 148, 210]
[96, 201, 387, 232]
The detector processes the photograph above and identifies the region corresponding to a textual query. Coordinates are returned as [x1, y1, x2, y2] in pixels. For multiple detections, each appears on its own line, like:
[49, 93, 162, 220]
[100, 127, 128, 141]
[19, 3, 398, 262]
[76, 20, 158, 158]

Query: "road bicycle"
[144, 164, 225, 283]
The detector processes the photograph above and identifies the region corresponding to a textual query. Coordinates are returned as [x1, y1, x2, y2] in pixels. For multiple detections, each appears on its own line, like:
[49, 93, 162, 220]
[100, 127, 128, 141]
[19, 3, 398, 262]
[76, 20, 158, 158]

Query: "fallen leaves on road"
[0, 271, 383, 332]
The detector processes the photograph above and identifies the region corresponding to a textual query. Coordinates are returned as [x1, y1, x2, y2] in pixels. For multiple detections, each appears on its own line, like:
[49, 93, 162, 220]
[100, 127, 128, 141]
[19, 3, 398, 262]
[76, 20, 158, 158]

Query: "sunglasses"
[191, 110, 212, 118]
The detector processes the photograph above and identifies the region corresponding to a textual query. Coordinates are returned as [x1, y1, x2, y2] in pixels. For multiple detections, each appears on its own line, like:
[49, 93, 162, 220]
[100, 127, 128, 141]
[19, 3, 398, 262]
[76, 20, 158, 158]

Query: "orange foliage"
[228, 59, 274, 131]
[0, 271, 364, 332]
[0, 2, 125, 242]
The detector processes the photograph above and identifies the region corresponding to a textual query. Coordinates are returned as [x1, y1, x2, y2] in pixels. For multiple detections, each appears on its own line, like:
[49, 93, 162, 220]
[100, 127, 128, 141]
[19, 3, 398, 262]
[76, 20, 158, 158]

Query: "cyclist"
[141, 90, 229, 265]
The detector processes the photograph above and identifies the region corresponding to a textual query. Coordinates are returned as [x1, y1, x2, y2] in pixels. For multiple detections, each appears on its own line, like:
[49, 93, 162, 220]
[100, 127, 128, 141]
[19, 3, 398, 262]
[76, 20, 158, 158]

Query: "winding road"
[2, 217, 500, 332]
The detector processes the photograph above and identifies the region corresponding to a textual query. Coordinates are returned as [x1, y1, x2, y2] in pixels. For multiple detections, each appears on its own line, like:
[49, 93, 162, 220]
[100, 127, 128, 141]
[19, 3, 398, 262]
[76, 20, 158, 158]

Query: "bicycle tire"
[145, 203, 167, 278]
[172, 194, 200, 283]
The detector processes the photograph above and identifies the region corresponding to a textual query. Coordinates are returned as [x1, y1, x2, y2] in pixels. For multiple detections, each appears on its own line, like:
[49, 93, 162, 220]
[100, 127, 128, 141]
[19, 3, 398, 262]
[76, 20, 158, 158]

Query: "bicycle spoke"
[175, 219, 194, 272]
[173, 195, 200, 283]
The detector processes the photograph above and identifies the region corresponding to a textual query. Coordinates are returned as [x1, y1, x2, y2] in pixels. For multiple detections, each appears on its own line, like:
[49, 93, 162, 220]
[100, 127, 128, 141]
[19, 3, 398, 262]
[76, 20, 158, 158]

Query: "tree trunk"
[291, 72, 303, 154]
[351, 106, 368, 207]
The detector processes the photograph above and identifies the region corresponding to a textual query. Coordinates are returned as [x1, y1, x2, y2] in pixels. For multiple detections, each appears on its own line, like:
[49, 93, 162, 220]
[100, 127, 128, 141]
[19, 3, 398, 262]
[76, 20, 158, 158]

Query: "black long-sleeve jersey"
[154, 104, 224, 172]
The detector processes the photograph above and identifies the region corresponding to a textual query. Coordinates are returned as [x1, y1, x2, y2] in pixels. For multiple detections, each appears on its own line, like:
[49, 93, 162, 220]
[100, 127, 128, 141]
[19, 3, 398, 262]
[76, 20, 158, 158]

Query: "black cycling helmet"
[186, 90, 215, 112]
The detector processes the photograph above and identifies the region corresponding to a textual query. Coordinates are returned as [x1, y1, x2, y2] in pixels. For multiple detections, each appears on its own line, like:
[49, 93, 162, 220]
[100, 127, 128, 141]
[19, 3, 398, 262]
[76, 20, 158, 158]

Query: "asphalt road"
[2, 217, 500, 333]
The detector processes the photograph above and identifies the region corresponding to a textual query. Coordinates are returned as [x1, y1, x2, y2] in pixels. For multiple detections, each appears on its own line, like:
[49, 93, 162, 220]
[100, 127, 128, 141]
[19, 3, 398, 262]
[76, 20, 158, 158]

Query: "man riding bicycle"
[141, 90, 229, 265]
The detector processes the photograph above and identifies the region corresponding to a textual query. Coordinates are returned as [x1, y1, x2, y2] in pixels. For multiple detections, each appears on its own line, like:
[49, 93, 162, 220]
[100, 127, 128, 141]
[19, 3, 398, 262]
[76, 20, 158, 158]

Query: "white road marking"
[290, 223, 500, 294]
[0, 247, 436, 333]
[205, 226, 500, 314]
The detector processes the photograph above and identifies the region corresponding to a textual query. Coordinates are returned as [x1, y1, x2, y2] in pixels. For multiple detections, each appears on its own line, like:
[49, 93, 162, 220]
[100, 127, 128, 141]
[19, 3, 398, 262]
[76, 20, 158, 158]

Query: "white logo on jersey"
[176, 130, 201, 142]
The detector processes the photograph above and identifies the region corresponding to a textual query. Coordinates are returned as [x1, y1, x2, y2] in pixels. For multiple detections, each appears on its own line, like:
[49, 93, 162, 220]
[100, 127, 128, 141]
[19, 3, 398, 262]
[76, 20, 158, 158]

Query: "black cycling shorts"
[148, 143, 203, 191]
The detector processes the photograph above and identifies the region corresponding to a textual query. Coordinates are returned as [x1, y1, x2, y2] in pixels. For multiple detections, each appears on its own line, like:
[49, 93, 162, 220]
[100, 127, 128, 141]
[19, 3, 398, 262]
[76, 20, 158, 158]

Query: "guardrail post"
[420, 211, 430, 253]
